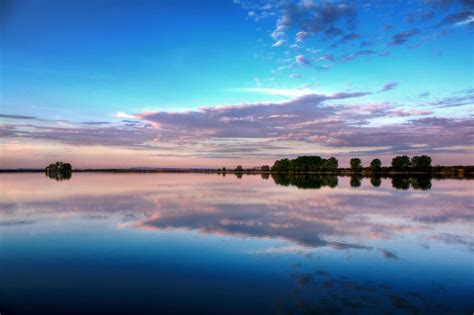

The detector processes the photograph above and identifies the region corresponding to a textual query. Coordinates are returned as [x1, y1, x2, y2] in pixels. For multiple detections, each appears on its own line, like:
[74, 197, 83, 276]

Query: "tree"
[325, 157, 339, 171]
[391, 156, 411, 171]
[261, 165, 271, 172]
[222, 167, 226, 172]
[290, 156, 322, 172]
[350, 158, 362, 171]
[235, 165, 244, 172]
[45, 161, 71, 173]
[63, 163, 72, 172]
[271, 158, 291, 172]
[411, 155, 432, 171]
[271, 156, 339, 173]
[370, 158, 382, 172]
[45, 161, 72, 181]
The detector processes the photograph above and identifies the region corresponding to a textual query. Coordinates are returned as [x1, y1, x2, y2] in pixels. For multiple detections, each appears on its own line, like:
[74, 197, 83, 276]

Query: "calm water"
[0, 173, 473, 314]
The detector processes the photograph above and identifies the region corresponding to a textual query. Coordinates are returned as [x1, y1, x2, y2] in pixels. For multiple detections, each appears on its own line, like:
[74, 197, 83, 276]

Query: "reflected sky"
[1, 173, 473, 314]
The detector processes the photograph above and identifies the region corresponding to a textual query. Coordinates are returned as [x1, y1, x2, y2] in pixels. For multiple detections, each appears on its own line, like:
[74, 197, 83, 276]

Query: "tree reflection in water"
[370, 175, 382, 187]
[45, 171, 72, 181]
[271, 173, 338, 189]
[350, 175, 362, 188]
[271, 173, 433, 190]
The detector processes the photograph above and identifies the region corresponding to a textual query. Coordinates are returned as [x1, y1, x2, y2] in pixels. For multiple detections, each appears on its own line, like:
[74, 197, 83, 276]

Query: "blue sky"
[2, 0, 272, 118]
[1, 0, 473, 168]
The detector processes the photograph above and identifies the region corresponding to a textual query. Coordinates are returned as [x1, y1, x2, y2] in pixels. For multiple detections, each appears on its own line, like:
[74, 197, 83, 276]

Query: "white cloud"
[296, 31, 310, 42]
[115, 112, 136, 119]
[272, 39, 285, 47]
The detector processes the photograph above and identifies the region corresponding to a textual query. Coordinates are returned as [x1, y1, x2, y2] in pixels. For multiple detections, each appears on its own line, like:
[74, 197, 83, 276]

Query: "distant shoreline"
[1, 166, 472, 177]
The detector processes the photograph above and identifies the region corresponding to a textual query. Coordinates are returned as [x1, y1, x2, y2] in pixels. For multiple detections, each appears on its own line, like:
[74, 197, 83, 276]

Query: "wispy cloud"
[0, 114, 37, 120]
[435, 10, 474, 28]
[380, 81, 399, 92]
[1, 84, 472, 168]
[236, 0, 472, 73]
[136, 89, 471, 153]
[2, 85, 471, 162]
[272, 39, 285, 47]
[428, 88, 474, 108]
[389, 29, 419, 46]
[295, 54, 310, 66]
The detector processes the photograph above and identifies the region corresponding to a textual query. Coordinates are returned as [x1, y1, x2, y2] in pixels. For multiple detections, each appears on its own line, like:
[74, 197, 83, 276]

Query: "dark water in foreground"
[0, 173, 473, 314]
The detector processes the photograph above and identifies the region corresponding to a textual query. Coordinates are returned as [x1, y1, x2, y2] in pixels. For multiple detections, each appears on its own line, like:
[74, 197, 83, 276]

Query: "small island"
[45, 161, 72, 181]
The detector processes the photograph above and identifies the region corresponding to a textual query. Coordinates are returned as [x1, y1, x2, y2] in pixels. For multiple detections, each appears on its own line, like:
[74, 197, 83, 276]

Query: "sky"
[0, 0, 473, 168]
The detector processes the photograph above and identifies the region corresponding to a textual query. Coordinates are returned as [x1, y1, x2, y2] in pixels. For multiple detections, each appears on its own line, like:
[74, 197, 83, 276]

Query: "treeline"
[37, 157, 472, 179]
[271, 156, 338, 173]
[271, 155, 435, 173]
[269, 155, 473, 173]
[213, 155, 472, 180]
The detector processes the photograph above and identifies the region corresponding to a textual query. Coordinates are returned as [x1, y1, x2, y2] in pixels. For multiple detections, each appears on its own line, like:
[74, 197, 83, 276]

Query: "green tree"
[370, 158, 382, 172]
[325, 157, 339, 171]
[391, 156, 411, 171]
[411, 155, 432, 171]
[350, 158, 362, 171]
[290, 156, 322, 172]
[271, 158, 291, 172]
[235, 165, 244, 172]
[63, 163, 72, 172]
[271, 156, 340, 173]
[45, 161, 72, 181]
[261, 165, 271, 172]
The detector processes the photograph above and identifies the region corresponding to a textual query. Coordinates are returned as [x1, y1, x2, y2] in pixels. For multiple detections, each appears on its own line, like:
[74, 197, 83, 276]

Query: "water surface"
[1, 173, 473, 314]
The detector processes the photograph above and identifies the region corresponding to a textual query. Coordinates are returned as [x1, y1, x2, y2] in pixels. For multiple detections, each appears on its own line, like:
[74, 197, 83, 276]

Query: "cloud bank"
[1, 83, 473, 168]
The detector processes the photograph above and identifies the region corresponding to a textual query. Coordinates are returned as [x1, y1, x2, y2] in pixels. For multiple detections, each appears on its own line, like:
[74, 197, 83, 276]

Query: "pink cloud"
[1, 87, 473, 167]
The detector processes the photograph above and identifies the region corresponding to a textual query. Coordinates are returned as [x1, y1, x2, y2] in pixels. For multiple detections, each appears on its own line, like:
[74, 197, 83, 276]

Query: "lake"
[0, 173, 473, 314]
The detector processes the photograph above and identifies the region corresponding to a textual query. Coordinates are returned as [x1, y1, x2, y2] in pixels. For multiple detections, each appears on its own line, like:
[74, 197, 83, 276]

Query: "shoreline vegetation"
[0, 155, 472, 180]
